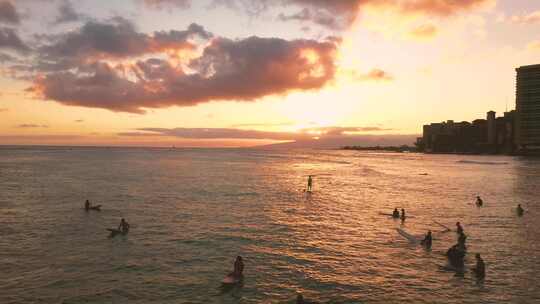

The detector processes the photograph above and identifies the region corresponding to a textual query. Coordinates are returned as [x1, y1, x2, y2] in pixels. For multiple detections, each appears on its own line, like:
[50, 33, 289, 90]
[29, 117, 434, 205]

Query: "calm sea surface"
[1, 147, 539, 304]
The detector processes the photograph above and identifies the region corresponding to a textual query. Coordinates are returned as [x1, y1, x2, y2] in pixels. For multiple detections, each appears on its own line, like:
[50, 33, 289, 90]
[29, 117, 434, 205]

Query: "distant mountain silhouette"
[260, 134, 418, 149]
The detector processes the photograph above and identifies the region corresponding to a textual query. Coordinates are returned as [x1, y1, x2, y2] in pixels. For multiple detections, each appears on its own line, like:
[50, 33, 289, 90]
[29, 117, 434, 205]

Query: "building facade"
[418, 111, 514, 154]
[516, 64, 540, 153]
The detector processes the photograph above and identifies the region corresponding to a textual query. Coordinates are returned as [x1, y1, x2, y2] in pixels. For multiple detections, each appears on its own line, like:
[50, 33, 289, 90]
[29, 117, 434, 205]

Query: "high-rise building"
[516, 64, 540, 152]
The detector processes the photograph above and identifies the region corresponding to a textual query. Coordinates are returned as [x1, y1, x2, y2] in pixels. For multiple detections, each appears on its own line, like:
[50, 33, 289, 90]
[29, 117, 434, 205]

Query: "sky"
[0, 0, 540, 147]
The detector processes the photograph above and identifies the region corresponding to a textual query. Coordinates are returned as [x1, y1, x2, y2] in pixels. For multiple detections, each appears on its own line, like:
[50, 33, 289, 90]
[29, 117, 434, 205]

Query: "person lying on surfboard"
[392, 208, 400, 218]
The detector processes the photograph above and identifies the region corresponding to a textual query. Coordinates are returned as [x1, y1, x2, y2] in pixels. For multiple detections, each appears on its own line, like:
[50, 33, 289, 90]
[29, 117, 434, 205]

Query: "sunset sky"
[1, 0, 540, 147]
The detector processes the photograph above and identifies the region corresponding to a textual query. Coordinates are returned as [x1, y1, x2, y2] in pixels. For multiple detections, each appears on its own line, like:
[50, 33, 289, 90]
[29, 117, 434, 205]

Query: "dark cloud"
[53, 0, 86, 25]
[277, 8, 344, 31]
[0, 51, 13, 61]
[230, 122, 295, 128]
[0, 27, 30, 53]
[120, 127, 304, 140]
[30, 23, 337, 113]
[0, 1, 19, 25]
[345, 69, 393, 82]
[38, 18, 211, 66]
[119, 125, 392, 141]
[300, 126, 393, 135]
[17, 124, 48, 128]
[212, 0, 491, 30]
[142, 0, 190, 9]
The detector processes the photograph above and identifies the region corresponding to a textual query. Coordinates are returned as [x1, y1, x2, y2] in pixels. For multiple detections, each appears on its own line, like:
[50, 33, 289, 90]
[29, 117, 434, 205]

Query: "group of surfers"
[391, 194, 527, 281]
[392, 208, 407, 220]
[84, 200, 130, 236]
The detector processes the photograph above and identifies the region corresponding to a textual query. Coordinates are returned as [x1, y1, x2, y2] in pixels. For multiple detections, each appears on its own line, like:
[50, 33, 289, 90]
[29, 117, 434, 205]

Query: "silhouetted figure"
[307, 175, 313, 192]
[118, 218, 130, 234]
[400, 209, 406, 221]
[392, 208, 400, 218]
[476, 196, 483, 207]
[233, 256, 244, 279]
[517, 204, 524, 216]
[85, 200, 90, 211]
[446, 244, 465, 268]
[472, 253, 485, 279]
[457, 231, 467, 251]
[421, 230, 432, 248]
[456, 222, 464, 234]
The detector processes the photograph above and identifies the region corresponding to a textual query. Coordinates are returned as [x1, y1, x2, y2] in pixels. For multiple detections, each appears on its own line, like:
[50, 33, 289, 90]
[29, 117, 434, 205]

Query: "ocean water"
[1, 147, 539, 304]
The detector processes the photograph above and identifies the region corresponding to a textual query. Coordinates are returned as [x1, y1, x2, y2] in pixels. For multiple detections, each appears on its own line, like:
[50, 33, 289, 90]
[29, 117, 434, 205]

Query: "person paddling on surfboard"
[472, 253, 485, 279]
[456, 222, 464, 234]
[118, 218, 130, 234]
[475, 196, 483, 207]
[307, 175, 313, 192]
[392, 208, 400, 218]
[420, 230, 432, 248]
[233, 256, 244, 279]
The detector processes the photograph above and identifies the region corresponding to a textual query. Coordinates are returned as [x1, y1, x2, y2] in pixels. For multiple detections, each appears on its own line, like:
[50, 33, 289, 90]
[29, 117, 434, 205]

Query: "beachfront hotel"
[418, 64, 540, 155]
[516, 64, 540, 154]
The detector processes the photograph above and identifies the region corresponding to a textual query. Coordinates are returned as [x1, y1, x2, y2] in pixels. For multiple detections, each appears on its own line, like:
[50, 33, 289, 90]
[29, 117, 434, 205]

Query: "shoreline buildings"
[418, 64, 540, 155]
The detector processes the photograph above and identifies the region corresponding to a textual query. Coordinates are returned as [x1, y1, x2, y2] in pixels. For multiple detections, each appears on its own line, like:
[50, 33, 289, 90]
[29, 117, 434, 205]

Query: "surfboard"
[222, 273, 242, 284]
[107, 228, 127, 238]
[396, 228, 420, 244]
[434, 221, 451, 231]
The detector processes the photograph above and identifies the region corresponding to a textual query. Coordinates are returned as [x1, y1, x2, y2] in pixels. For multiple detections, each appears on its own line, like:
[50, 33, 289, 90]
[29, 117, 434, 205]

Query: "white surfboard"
[396, 228, 420, 244]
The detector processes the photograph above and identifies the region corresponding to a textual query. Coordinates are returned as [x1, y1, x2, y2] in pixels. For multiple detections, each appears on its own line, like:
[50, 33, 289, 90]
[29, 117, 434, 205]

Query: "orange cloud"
[30, 34, 338, 113]
[408, 24, 438, 39]
[511, 10, 540, 24]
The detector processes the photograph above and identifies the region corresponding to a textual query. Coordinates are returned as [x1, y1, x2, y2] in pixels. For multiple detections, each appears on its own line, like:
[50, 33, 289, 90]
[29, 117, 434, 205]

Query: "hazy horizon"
[0, 0, 539, 146]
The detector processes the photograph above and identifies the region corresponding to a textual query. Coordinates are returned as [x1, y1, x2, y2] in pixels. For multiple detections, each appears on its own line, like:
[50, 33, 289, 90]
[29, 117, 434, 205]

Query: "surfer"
[233, 256, 244, 279]
[446, 244, 465, 267]
[517, 204, 524, 216]
[476, 196, 483, 207]
[457, 231, 467, 250]
[392, 208, 400, 218]
[421, 230, 432, 248]
[307, 175, 313, 192]
[456, 222, 463, 234]
[400, 209, 406, 221]
[118, 218, 130, 234]
[84, 199, 90, 211]
[472, 253, 485, 279]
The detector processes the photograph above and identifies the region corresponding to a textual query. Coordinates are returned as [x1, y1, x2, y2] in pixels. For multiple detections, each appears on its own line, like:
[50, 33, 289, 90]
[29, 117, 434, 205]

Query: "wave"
[457, 160, 508, 165]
